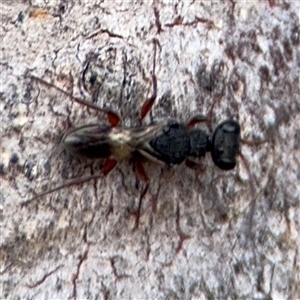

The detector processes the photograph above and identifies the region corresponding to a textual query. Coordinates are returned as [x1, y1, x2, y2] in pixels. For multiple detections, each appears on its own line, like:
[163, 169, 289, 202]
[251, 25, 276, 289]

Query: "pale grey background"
[1, 1, 299, 299]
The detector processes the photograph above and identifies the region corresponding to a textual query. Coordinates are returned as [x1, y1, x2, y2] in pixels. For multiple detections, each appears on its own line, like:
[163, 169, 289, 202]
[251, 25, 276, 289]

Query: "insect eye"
[211, 120, 240, 170]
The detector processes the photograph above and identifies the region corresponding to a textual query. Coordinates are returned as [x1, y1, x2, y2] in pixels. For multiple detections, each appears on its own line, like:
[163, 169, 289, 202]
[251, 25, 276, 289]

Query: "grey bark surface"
[1, 1, 299, 299]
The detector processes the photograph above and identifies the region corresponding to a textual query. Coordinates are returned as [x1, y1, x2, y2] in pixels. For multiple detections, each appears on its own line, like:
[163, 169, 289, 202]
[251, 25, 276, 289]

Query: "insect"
[62, 118, 240, 171]
[22, 41, 241, 227]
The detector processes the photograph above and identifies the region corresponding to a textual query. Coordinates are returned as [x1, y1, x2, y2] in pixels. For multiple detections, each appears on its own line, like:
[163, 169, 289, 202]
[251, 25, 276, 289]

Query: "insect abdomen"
[62, 124, 112, 159]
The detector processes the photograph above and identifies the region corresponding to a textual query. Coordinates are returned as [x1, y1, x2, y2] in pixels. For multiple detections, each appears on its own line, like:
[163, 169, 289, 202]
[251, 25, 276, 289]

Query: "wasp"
[62, 118, 240, 173]
[23, 41, 241, 226]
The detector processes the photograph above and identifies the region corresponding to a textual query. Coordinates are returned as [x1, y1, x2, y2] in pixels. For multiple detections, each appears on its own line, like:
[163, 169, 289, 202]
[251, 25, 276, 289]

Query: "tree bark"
[1, 1, 299, 299]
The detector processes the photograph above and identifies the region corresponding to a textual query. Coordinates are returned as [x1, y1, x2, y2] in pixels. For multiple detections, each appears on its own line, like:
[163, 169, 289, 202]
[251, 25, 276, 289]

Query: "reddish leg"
[186, 114, 209, 128]
[139, 40, 158, 123]
[22, 173, 106, 207]
[102, 158, 118, 175]
[135, 160, 149, 182]
[133, 160, 150, 228]
[188, 90, 231, 130]
[22, 158, 117, 207]
[25, 73, 120, 127]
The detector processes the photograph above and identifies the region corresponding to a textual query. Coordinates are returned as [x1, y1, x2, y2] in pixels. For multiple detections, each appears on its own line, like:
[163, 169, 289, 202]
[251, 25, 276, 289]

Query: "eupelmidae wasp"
[22, 40, 241, 227]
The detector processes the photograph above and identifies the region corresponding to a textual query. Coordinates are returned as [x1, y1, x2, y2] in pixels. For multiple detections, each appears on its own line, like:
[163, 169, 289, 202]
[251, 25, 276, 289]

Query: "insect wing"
[62, 124, 112, 159]
[129, 123, 172, 164]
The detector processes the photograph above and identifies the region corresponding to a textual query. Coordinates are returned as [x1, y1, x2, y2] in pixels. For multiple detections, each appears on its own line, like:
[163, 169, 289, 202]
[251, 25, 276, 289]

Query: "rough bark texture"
[1, 1, 299, 299]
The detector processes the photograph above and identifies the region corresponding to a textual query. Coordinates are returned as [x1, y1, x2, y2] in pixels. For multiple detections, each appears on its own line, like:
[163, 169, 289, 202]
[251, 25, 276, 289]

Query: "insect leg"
[102, 158, 118, 175]
[25, 73, 120, 127]
[139, 40, 159, 123]
[186, 95, 223, 130]
[132, 159, 150, 228]
[134, 182, 149, 229]
[21, 173, 106, 207]
[23, 159, 117, 207]
[134, 160, 149, 182]
[186, 114, 209, 128]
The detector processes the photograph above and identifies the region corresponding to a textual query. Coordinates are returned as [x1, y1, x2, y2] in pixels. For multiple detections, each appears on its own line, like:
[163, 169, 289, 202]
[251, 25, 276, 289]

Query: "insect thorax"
[148, 120, 210, 166]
